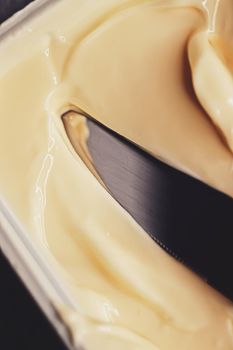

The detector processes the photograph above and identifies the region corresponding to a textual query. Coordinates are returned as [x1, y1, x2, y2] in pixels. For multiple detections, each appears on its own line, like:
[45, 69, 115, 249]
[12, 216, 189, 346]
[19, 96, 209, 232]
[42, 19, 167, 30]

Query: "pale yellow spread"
[0, 0, 233, 349]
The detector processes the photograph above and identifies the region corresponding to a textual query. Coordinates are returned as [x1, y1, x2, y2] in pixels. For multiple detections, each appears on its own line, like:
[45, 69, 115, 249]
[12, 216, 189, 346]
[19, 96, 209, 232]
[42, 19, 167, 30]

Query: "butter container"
[0, 1, 78, 349]
[1, 2, 233, 350]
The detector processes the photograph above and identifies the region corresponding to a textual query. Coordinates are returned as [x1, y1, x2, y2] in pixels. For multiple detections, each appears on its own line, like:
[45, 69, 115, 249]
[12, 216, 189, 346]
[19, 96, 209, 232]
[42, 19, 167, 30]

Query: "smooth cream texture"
[0, 0, 233, 349]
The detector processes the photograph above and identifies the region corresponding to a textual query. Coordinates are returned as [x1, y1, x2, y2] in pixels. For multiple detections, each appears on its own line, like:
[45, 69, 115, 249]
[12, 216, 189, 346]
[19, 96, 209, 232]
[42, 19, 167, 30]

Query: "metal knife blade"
[63, 110, 233, 302]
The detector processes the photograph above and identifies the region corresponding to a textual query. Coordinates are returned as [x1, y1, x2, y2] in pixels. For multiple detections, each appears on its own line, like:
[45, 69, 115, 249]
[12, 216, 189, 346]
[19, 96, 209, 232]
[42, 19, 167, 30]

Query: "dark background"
[0, 254, 67, 349]
[0, 0, 35, 23]
[0, 1, 68, 349]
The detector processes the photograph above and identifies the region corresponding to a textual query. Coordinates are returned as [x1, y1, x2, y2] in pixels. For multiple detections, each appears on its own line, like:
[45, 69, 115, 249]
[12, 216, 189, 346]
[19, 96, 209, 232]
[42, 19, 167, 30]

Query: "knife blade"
[63, 109, 233, 302]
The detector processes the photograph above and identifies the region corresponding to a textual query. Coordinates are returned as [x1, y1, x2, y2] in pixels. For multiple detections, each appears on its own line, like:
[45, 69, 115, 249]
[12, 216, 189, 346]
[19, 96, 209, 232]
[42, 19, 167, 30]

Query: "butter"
[0, 0, 233, 349]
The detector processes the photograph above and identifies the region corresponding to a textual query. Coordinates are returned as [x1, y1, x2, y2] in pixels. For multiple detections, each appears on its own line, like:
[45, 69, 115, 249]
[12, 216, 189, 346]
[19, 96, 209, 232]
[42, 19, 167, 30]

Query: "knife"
[63, 109, 233, 302]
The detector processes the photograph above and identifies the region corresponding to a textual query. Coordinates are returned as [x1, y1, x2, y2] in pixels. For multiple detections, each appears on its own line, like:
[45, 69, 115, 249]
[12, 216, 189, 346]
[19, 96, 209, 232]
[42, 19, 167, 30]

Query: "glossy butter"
[0, 1, 233, 349]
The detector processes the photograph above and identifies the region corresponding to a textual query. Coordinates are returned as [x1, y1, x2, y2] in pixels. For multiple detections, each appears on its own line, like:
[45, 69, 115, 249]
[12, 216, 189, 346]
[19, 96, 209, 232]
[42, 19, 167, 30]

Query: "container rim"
[0, 1, 78, 349]
[0, 0, 61, 40]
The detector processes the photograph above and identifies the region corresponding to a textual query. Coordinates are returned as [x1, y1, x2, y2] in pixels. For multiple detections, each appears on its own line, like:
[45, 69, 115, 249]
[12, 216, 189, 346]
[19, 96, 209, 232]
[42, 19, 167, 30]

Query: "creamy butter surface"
[0, 0, 233, 349]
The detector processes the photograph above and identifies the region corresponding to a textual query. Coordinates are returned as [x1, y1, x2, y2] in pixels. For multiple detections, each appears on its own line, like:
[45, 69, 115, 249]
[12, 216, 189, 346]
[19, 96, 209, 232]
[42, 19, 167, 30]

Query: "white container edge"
[0, 1, 79, 349]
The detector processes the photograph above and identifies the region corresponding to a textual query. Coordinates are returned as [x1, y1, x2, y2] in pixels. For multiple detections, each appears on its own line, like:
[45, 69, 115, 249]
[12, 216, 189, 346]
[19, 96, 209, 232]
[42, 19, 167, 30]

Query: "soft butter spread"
[0, 0, 233, 349]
